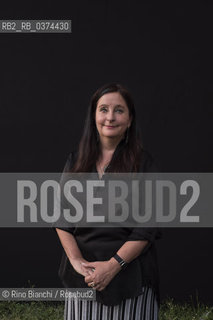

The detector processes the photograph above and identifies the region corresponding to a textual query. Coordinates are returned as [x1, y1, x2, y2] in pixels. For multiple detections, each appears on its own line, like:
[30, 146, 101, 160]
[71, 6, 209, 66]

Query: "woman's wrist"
[112, 253, 128, 270]
[108, 257, 122, 273]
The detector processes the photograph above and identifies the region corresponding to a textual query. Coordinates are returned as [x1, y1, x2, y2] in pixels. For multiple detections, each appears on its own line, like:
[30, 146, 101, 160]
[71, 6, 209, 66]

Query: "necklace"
[97, 161, 110, 178]
[102, 162, 110, 173]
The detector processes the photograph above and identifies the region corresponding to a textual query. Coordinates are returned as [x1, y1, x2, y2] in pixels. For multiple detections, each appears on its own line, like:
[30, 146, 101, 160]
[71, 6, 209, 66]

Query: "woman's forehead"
[97, 92, 127, 107]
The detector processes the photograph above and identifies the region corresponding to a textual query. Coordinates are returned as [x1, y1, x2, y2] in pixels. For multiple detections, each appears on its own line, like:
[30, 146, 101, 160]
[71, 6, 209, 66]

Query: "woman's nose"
[106, 110, 115, 121]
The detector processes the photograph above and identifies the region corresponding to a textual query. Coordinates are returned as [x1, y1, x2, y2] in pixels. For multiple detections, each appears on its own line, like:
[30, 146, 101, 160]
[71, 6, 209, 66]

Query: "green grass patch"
[0, 301, 64, 320]
[0, 299, 213, 320]
[159, 299, 213, 320]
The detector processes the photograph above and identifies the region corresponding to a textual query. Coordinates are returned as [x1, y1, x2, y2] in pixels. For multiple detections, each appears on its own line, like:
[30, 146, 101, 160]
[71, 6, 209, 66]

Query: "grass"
[0, 301, 64, 320]
[159, 299, 213, 320]
[0, 299, 213, 319]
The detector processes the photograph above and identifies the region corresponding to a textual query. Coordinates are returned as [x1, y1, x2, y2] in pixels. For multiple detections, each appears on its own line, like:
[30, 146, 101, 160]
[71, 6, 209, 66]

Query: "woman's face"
[95, 92, 132, 142]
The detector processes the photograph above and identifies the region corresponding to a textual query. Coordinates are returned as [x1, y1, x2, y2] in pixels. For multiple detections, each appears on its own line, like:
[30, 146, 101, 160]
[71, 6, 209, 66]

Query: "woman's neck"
[98, 137, 122, 161]
[96, 137, 123, 178]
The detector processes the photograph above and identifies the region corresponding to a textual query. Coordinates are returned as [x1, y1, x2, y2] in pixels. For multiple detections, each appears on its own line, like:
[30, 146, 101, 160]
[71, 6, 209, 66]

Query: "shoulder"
[140, 149, 158, 172]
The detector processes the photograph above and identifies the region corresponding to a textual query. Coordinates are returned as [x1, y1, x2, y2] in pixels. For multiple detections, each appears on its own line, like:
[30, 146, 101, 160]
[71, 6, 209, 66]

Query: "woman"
[55, 83, 160, 320]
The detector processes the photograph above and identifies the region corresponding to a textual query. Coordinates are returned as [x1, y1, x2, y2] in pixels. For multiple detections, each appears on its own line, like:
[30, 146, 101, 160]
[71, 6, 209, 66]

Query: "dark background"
[0, 0, 213, 304]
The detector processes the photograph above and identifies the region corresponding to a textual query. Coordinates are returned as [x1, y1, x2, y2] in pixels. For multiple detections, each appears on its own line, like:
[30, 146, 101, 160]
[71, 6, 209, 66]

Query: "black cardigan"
[55, 143, 161, 306]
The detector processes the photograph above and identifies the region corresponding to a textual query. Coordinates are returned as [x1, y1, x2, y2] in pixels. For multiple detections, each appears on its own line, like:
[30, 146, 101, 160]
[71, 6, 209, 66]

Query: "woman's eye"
[100, 108, 107, 112]
[116, 109, 123, 113]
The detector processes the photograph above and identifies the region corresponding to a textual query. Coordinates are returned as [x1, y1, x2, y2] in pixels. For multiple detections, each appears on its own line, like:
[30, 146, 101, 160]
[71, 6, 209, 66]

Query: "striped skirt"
[64, 286, 158, 320]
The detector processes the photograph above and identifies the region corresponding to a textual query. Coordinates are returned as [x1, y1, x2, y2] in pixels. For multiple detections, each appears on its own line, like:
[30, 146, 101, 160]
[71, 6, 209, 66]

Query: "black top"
[55, 142, 161, 306]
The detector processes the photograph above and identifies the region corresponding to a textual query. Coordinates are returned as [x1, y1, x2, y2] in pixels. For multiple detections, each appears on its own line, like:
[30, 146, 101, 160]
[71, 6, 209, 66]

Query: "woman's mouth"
[104, 125, 118, 129]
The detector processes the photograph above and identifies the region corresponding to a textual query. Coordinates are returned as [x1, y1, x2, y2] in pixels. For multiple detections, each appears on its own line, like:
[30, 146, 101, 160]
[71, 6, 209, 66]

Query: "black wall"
[0, 0, 213, 304]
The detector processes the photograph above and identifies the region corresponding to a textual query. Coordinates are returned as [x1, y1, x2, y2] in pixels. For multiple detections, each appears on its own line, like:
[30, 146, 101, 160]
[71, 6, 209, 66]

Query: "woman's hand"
[70, 258, 94, 277]
[82, 259, 121, 291]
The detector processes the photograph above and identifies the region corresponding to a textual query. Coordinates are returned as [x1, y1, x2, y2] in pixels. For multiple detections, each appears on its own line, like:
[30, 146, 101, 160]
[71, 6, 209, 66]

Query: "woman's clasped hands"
[82, 260, 121, 291]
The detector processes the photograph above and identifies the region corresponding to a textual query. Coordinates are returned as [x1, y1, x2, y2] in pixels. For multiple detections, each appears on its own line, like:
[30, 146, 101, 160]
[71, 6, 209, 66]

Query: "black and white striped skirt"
[64, 286, 158, 320]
